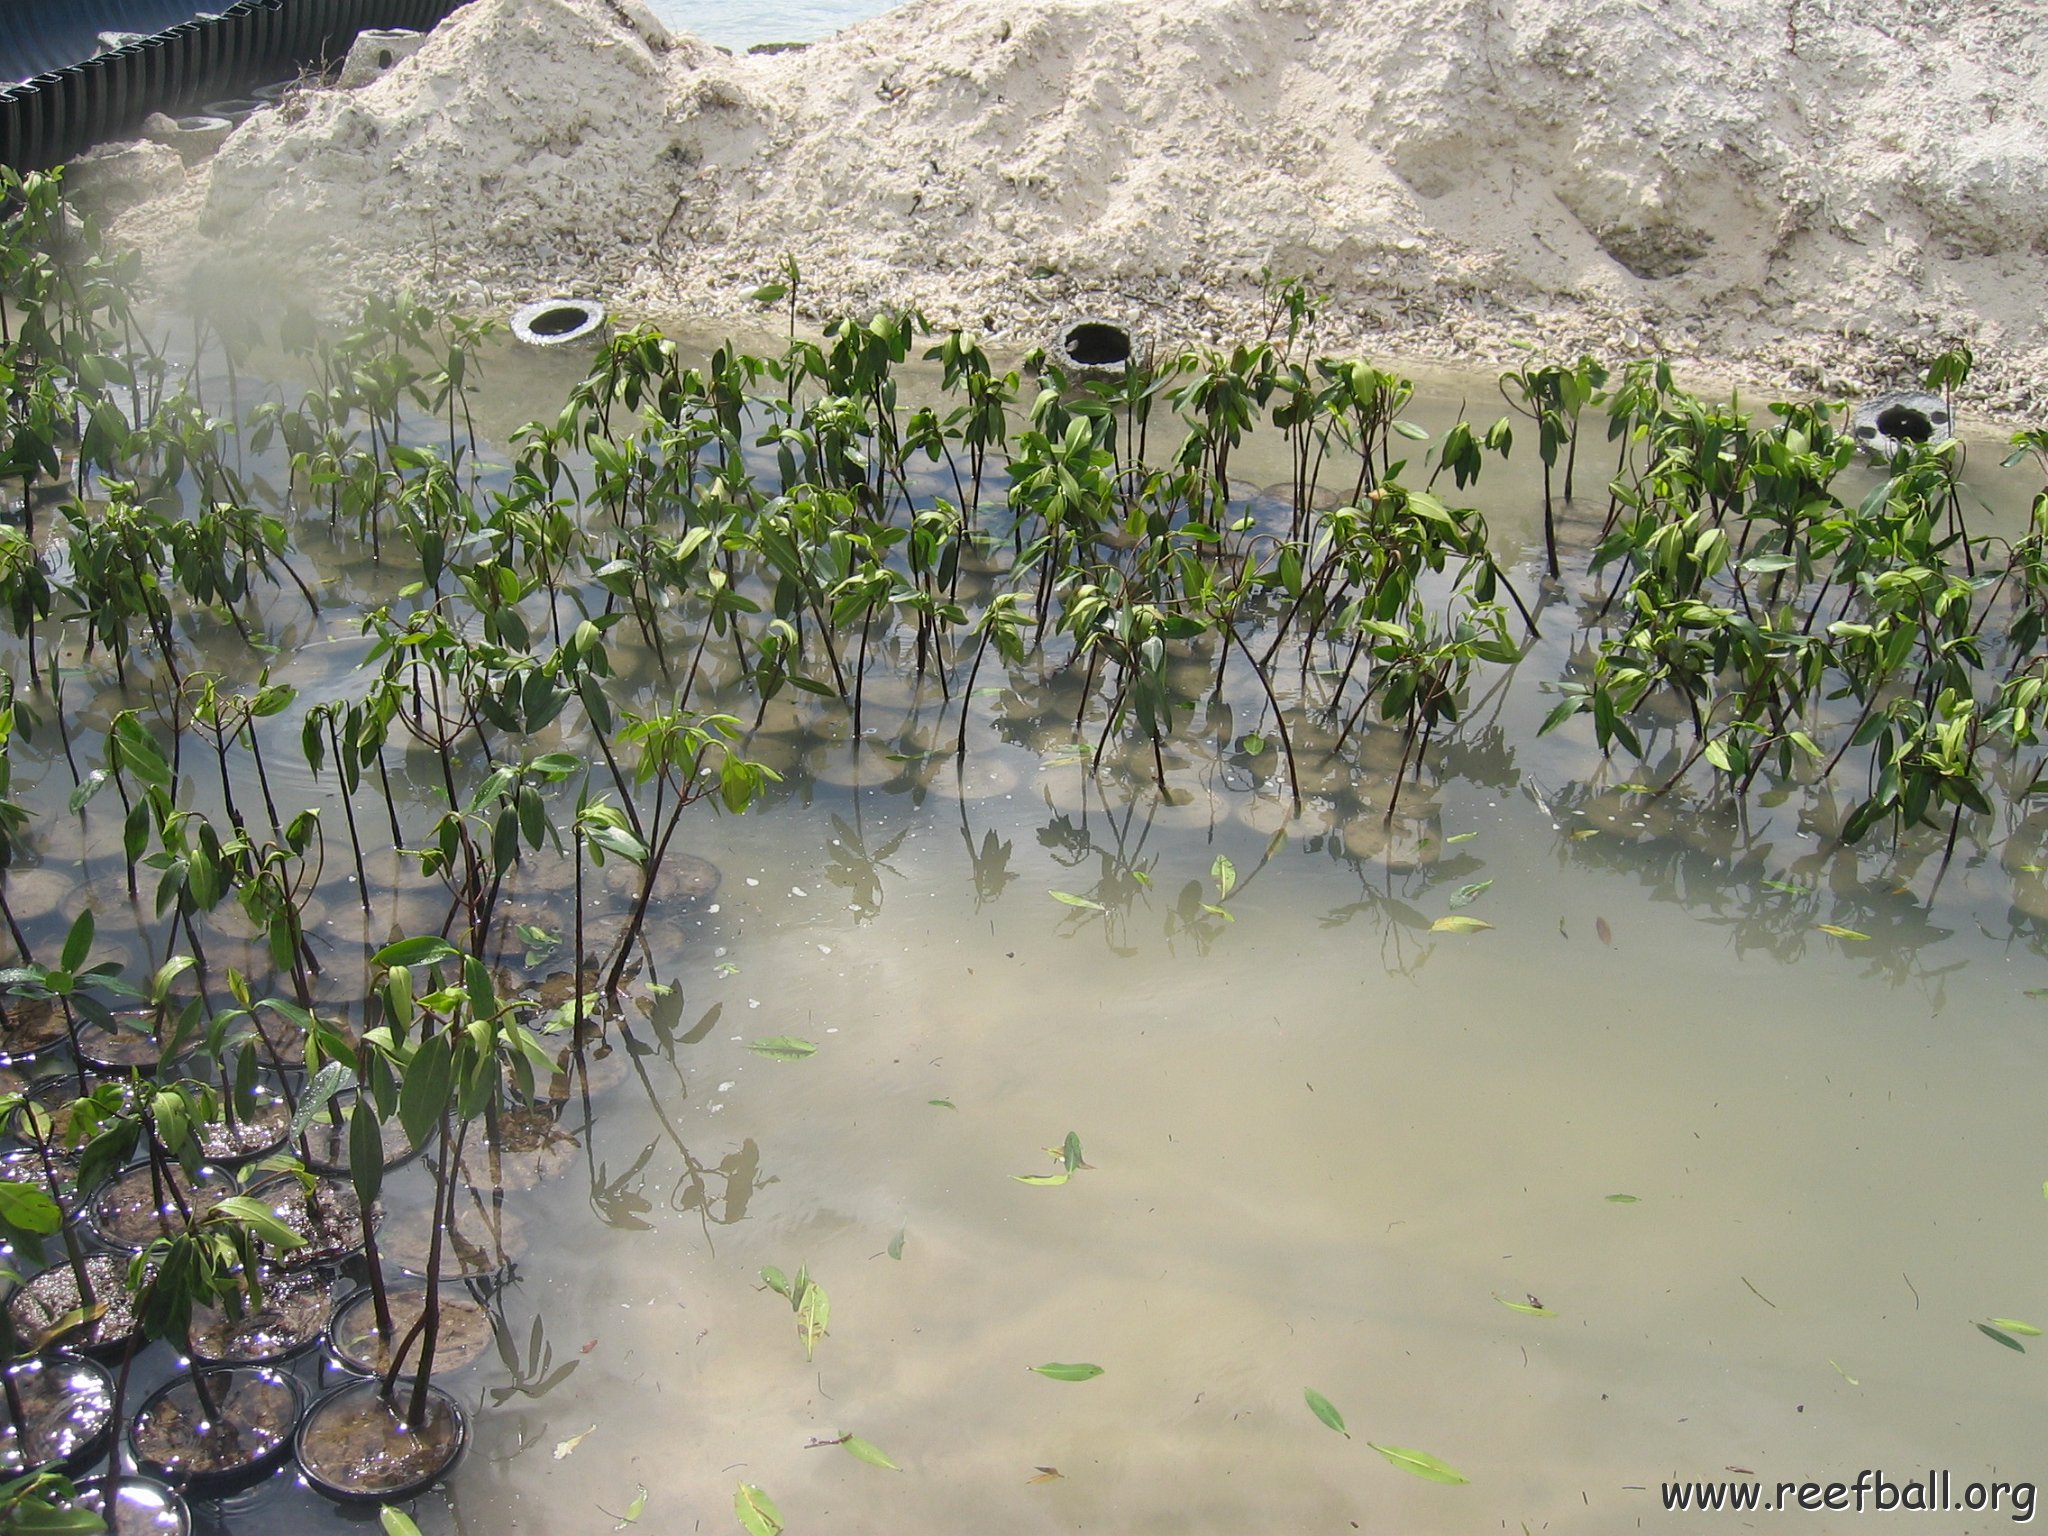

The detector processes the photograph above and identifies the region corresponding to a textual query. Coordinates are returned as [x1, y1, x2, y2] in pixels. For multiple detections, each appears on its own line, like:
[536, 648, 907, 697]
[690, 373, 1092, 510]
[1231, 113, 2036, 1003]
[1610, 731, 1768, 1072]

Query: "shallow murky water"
[7, 323, 2046, 1536]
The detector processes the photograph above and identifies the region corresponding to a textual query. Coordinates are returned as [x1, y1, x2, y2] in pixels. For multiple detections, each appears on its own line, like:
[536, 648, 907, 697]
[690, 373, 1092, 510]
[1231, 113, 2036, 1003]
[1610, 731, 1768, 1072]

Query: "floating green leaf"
[1062, 1131, 1083, 1173]
[1492, 1293, 1556, 1318]
[1828, 1358, 1859, 1386]
[887, 1229, 905, 1260]
[1978, 1322, 2027, 1353]
[843, 1435, 901, 1471]
[1211, 855, 1237, 901]
[1816, 923, 1870, 941]
[1012, 1173, 1070, 1186]
[1448, 880, 1493, 909]
[1991, 1318, 2043, 1336]
[1430, 915, 1494, 933]
[928, 1098, 956, 1109]
[1304, 1387, 1347, 1435]
[1605, 1194, 1639, 1203]
[747, 1037, 817, 1061]
[734, 1483, 784, 1536]
[1049, 890, 1105, 911]
[1030, 1362, 1103, 1381]
[1366, 1443, 1469, 1484]
[380, 1511, 425, 1536]
[1445, 831, 1478, 845]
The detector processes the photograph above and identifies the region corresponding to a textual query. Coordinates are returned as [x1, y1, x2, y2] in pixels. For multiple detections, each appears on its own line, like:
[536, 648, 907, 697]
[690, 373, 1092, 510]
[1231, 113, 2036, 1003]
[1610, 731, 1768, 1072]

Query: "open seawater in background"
[644, 0, 898, 49]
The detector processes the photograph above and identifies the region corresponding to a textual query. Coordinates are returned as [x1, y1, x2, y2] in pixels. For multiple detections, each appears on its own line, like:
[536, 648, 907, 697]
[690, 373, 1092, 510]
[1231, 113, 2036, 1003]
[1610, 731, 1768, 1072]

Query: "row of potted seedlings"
[0, 905, 586, 1530]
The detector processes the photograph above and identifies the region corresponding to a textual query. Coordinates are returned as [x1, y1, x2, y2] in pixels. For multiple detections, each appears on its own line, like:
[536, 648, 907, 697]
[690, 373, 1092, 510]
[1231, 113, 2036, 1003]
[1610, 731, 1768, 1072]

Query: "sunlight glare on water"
[644, 0, 899, 49]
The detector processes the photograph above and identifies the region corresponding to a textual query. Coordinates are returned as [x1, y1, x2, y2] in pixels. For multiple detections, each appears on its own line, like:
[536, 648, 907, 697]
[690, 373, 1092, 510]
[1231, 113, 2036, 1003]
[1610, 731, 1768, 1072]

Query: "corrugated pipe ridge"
[0, 0, 464, 171]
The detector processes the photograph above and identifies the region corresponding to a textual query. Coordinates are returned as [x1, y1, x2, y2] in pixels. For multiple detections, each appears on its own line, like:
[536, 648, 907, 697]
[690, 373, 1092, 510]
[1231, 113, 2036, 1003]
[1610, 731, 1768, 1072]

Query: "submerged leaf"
[1304, 1387, 1348, 1435]
[928, 1098, 956, 1109]
[1596, 916, 1613, 946]
[1448, 880, 1493, 909]
[843, 1435, 901, 1471]
[554, 1425, 597, 1460]
[887, 1229, 905, 1260]
[1012, 1173, 1070, 1187]
[1366, 1443, 1469, 1484]
[1978, 1322, 2027, 1353]
[734, 1483, 784, 1536]
[1817, 923, 1871, 941]
[1026, 1467, 1064, 1484]
[1049, 890, 1105, 911]
[1605, 1194, 1639, 1203]
[1030, 1362, 1103, 1381]
[747, 1036, 817, 1061]
[1430, 915, 1494, 933]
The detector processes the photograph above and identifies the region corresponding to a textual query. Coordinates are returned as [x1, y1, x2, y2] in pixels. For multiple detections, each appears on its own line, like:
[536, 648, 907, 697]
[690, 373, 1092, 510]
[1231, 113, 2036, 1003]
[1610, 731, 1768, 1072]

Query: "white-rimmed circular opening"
[511, 298, 606, 347]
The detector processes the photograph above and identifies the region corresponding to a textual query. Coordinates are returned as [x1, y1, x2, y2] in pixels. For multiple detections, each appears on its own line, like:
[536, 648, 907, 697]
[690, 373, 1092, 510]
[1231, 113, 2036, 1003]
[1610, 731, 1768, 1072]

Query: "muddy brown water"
[2, 330, 2044, 1532]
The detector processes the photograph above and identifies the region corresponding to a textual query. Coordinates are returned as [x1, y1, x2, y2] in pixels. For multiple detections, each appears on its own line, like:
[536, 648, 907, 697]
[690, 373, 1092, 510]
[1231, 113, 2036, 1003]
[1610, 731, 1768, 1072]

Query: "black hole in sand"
[378, 48, 394, 68]
[1931, 409, 1949, 425]
[1065, 323, 1131, 368]
[529, 306, 590, 337]
[1855, 425, 1877, 439]
[1875, 405, 1933, 443]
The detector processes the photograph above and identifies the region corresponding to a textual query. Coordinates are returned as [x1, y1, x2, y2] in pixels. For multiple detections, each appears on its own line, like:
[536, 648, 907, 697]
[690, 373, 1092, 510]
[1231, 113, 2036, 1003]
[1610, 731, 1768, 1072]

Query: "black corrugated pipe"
[0, 0, 464, 172]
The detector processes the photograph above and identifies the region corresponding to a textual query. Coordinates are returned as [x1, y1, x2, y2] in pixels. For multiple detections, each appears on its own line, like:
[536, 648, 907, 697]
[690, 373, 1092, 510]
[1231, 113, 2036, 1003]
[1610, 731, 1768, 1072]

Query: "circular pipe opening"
[377, 49, 394, 68]
[1063, 322, 1132, 368]
[511, 298, 606, 347]
[1874, 404, 1933, 444]
[528, 306, 588, 337]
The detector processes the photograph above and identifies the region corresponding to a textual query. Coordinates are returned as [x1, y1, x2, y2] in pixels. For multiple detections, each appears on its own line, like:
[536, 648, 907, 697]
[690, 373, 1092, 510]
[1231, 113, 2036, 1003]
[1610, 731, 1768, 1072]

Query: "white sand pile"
[116, 0, 2048, 412]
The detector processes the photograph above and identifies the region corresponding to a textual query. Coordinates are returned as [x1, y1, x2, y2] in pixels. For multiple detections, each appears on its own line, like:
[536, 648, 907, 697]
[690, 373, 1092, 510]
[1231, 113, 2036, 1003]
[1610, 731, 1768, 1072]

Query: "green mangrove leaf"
[1304, 1387, 1347, 1435]
[1030, 1362, 1103, 1381]
[843, 1434, 901, 1471]
[1366, 1443, 1469, 1484]
[928, 1098, 956, 1109]
[1605, 1194, 1639, 1203]
[1012, 1173, 1069, 1186]
[1978, 1322, 2027, 1353]
[1990, 1318, 2043, 1336]
[747, 1037, 817, 1061]
[380, 1511, 425, 1536]
[887, 1229, 905, 1260]
[1445, 831, 1478, 844]
[1049, 890, 1105, 911]
[1816, 923, 1870, 940]
[1828, 1358, 1860, 1386]
[1430, 915, 1494, 933]
[734, 1483, 784, 1536]
[1492, 1293, 1556, 1317]
[1448, 880, 1493, 909]
[1062, 1131, 1083, 1173]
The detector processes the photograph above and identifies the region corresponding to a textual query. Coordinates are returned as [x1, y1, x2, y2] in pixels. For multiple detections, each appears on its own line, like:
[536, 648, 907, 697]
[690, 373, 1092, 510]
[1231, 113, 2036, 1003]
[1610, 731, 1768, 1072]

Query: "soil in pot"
[191, 1079, 292, 1164]
[458, 1105, 577, 1193]
[70, 1012, 170, 1072]
[68, 1474, 190, 1536]
[128, 1367, 302, 1493]
[296, 1377, 464, 1502]
[328, 1284, 493, 1376]
[0, 996, 69, 1062]
[89, 1162, 233, 1250]
[298, 1099, 425, 1178]
[189, 1267, 332, 1366]
[238, 1172, 372, 1269]
[382, 1202, 526, 1280]
[0, 1353, 115, 1473]
[8, 1255, 143, 1358]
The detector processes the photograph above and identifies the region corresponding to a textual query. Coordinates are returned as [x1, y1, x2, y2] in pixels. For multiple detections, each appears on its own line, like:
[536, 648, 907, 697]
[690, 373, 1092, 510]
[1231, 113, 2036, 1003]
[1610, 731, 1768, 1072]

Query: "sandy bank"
[113, 0, 2048, 416]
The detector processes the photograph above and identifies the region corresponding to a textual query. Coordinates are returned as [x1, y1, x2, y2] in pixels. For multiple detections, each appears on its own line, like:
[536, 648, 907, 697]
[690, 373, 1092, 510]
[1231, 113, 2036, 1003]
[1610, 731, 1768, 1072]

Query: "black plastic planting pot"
[127, 1365, 305, 1496]
[68, 1473, 191, 1536]
[294, 1376, 467, 1504]
[0, 1352, 116, 1475]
